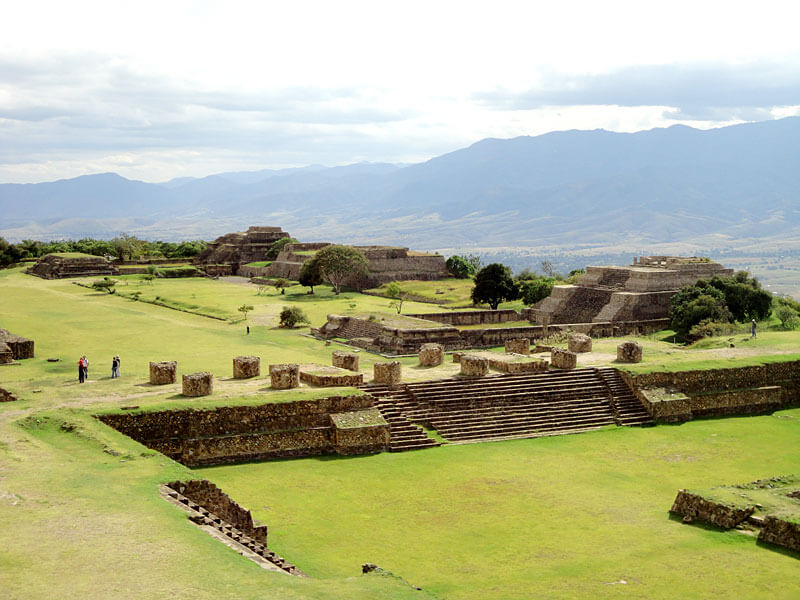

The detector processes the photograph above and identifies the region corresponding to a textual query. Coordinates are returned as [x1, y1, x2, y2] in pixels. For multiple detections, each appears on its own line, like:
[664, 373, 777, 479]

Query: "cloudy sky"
[1, 0, 798, 183]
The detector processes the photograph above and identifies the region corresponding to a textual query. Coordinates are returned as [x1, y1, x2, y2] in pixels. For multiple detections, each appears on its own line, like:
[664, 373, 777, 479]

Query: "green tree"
[299, 257, 323, 294]
[471, 263, 518, 310]
[446, 255, 478, 279]
[279, 306, 309, 328]
[707, 272, 772, 322]
[238, 304, 254, 320]
[385, 282, 408, 314]
[669, 281, 731, 340]
[314, 245, 369, 294]
[92, 277, 117, 294]
[519, 277, 555, 305]
[774, 301, 800, 330]
[264, 237, 298, 260]
[273, 278, 290, 295]
[111, 234, 145, 261]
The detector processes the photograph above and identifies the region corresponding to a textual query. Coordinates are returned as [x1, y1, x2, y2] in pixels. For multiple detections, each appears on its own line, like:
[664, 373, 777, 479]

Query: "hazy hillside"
[1, 118, 798, 254]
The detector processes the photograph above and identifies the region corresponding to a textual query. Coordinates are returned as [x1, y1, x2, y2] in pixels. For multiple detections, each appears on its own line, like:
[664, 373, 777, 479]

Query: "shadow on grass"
[755, 538, 800, 558]
[665, 511, 730, 532]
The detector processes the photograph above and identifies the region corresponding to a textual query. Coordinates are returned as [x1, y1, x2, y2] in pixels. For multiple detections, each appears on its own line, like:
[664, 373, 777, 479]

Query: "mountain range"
[1, 117, 798, 258]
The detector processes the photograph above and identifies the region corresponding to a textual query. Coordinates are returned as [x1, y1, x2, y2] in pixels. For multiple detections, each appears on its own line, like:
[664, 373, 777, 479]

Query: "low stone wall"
[504, 338, 530, 355]
[461, 355, 488, 377]
[98, 394, 379, 465]
[166, 479, 268, 544]
[669, 490, 754, 528]
[299, 365, 363, 386]
[331, 410, 390, 455]
[0, 329, 34, 360]
[150, 361, 177, 385]
[406, 309, 523, 326]
[758, 516, 800, 553]
[332, 351, 359, 372]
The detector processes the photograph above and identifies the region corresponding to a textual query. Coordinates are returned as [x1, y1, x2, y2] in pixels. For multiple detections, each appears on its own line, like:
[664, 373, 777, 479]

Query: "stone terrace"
[27, 253, 119, 279]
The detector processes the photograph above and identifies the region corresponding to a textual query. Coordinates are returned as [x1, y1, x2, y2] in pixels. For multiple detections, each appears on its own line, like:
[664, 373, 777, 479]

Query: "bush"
[519, 277, 555, 305]
[279, 306, 309, 328]
[774, 303, 800, 330]
[446, 255, 479, 279]
[669, 281, 731, 340]
[687, 319, 728, 341]
[155, 266, 201, 278]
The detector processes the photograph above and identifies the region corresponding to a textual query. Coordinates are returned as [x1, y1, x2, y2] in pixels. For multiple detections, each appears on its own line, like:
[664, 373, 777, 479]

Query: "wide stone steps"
[596, 367, 655, 427]
[364, 390, 440, 452]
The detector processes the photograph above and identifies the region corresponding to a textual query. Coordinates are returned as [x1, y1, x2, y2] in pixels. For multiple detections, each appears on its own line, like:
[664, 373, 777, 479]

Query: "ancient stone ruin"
[150, 361, 177, 385]
[460, 355, 489, 377]
[0, 329, 34, 363]
[617, 341, 643, 363]
[419, 343, 444, 366]
[331, 351, 359, 372]
[193, 226, 291, 276]
[233, 356, 260, 379]
[373, 361, 402, 385]
[504, 338, 530, 355]
[183, 372, 213, 397]
[533, 256, 733, 325]
[27, 253, 119, 279]
[270, 364, 300, 389]
[299, 365, 363, 387]
[568, 334, 592, 353]
[267, 243, 449, 287]
[551, 348, 577, 369]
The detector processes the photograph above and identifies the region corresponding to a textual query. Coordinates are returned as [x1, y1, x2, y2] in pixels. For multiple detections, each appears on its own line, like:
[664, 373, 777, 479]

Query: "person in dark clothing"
[78, 356, 85, 383]
[111, 355, 121, 378]
[751, 319, 757, 338]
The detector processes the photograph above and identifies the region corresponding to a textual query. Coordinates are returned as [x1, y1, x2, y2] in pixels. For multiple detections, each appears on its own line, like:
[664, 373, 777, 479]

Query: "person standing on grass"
[82, 355, 89, 381]
[78, 356, 85, 383]
[111, 355, 121, 378]
[751, 319, 757, 338]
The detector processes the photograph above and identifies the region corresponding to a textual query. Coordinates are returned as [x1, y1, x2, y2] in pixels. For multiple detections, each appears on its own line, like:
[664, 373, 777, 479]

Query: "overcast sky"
[1, 0, 798, 183]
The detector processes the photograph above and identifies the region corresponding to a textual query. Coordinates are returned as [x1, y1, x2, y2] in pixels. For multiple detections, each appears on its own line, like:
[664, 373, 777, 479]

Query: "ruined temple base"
[419, 343, 444, 367]
[150, 361, 177, 385]
[233, 356, 260, 379]
[617, 341, 643, 363]
[373, 361, 402, 385]
[455, 350, 547, 374]
[331, 351, 360, 372]
[270, 364, 300, 389]
[183, 372, 213, 397]
[300, 365, 363, 387]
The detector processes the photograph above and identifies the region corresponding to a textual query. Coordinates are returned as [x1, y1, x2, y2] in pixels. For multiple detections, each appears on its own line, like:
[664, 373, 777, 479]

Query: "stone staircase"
[365, 368, 655, 446]
[360, 384, 441, 452]
[596, 367, 655, 426]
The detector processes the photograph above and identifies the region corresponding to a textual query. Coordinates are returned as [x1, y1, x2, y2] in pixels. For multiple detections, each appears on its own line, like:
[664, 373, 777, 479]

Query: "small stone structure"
[270, 364, 300, 389]
[183, 372, 213, 397]
[617, 341, 643, 363]
[0, 386, 18, 402]
[373, 361, 402, 385]
[332, 351, 359, 372]
[504, 338, 530, 355]
[193, 226, 291, 275]
[27, 253, 119, 279]
[759, 515, 800, 553]
[551, 348, 577, 369]
[299, 365, 363, 386]
[0, 329, 34, 362]
[568, 334, 592, 353]
[149, 361, 177, 385]
[419, 343, 444, 366]
[670, 490, 754, 528]
[460, 355, 489, 377]
[233, 356, 260, 379]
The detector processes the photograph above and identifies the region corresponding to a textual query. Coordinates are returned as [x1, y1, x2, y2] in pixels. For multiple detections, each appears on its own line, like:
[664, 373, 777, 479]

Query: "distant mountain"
[1, 119, 798, 253]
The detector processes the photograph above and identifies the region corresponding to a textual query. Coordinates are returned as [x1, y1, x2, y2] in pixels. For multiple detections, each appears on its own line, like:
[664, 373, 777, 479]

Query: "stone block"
[504, 338, 530, 355]
[149, 361, 177, 385]
[332, 351, 359, 372]
[270, 364, 300, 389]
[373, 361, 402, 385]
[460, 354, 489, 377]
[182, 372, 213, 397]
[551, 348, 577, 369]
[233, 356, 260, 379]
[568, 334, 593, 353]
[419, 343, 444, 366]
[617, 341, 643, 363]
[452, 351, 465, 363]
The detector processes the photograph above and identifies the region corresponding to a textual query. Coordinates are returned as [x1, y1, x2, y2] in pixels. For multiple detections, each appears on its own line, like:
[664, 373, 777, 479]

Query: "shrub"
[156, 266, 201, 278]
[279, 306, 309, 328]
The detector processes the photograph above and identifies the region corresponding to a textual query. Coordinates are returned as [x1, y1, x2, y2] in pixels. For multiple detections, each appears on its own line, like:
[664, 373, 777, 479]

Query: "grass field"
[1, 267, 799, 599]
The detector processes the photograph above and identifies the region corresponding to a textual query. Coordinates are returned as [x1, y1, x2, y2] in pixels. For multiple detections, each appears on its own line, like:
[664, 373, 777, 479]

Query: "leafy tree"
[279, 306, 309, 328]
[92, 277, 117, 294]
[520, 277, 555, 305]
[265, 237, 298, 260]
[774, 299, 800, 330]
[567, 268, 585, 284]
[471, 263, 518, 310]
[273, 278, 290, 294]
[299, 257, 323, 294]
[111, 234, 145, 261]
[540, 260, 557, 278]
[237, 304, 254, 320]
[314, 245, 369, 294]
[446, 255, 479, 279]
[669, 281, 731, 340]
[386, 282, 408, 314]
[707, 272, 772, 322]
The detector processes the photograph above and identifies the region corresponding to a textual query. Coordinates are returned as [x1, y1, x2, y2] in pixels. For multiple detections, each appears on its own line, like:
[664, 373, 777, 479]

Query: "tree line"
[0, 235, 207, 267]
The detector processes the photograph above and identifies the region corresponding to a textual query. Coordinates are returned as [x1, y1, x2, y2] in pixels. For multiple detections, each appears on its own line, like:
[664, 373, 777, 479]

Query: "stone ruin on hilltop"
[27, 253, 119, 279]
[267, 243, 449, 288]
[193, 226, 291, 276]
[532, 256, 733, 324]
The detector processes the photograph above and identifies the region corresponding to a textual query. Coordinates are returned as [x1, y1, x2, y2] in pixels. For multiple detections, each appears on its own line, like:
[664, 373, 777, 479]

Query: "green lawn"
[200, 412, 800, 600]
